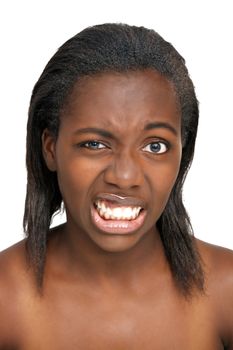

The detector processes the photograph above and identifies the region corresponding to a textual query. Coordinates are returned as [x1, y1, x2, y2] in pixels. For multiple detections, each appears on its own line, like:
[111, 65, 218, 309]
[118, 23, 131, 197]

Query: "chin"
[88, 232, 144, 254]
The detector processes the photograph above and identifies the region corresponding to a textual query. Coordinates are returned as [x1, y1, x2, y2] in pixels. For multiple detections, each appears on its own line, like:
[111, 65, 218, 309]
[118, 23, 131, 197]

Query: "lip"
[91, 204, 147, 235]
[94, 193, 146, 209]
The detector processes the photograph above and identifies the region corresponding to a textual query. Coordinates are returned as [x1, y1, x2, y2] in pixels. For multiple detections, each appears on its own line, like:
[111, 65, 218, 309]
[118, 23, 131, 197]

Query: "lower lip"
[91, 205, 146, 235]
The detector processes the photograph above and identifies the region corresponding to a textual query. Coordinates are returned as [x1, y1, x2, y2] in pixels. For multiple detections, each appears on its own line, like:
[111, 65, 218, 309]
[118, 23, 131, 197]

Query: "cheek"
[56, 156, 102, 203]
[150, 157, 181, 206]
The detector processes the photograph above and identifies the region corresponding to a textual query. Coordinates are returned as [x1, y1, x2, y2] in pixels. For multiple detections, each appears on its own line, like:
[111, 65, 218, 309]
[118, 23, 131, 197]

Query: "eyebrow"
[144, 122, 178, 136]
[74, 127, 114, 138]
[74, 122, 178, 138]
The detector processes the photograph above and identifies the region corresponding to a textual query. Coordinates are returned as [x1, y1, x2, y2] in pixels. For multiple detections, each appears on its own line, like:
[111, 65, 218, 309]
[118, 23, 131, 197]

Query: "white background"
[0, 0, 232, 251]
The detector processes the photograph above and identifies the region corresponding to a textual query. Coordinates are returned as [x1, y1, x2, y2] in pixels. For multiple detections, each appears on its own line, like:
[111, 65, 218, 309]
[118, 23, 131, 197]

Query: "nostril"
[103, 159, 144, 189]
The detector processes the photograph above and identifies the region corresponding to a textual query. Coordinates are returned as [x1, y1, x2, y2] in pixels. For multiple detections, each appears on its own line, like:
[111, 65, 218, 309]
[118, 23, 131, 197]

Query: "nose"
[103, 151, 144, 189]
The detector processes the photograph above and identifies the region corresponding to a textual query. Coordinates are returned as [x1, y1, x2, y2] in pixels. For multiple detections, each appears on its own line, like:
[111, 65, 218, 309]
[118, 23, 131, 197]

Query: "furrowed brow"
[144, 122, 178, 136]
[74, 127, 114, 139]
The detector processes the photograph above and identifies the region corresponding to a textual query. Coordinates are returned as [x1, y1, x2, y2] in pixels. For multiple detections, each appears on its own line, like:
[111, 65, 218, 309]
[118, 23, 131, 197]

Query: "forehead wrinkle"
[60, 70, 181, 138]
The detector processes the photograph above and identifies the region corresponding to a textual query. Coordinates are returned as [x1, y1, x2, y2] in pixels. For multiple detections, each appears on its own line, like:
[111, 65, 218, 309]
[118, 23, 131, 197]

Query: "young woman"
[0, 23, 232, 349]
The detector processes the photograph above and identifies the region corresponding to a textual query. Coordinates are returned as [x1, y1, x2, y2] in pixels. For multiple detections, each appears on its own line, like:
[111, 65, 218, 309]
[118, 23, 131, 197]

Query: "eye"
[80, 140, 107, 150]
[142, 141, 168, 154]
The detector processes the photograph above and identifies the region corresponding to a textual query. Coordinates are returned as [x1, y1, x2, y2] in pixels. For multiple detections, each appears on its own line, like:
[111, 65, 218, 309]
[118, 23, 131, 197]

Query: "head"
[24, 23, 204, 295]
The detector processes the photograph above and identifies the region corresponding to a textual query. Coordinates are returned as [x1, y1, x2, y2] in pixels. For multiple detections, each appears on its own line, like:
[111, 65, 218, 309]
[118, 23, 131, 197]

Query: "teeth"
[112, 207, 122, 218]
[104, 212, 110, 219]
[95, 200, 142, 221]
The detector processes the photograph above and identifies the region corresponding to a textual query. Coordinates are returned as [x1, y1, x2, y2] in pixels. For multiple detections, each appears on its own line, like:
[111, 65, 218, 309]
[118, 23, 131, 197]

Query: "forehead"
[61, 69, 181, 131]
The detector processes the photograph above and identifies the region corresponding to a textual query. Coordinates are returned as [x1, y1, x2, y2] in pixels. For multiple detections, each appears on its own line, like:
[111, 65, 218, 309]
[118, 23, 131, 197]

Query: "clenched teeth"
[95, 200, 142, 220]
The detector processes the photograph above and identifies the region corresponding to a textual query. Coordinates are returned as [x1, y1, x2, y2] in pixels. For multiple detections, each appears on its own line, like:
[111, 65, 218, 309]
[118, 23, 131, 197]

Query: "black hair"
[24, 23, 204, 295]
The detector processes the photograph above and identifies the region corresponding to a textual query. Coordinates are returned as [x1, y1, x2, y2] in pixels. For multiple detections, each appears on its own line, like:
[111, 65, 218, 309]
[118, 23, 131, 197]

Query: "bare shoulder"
[196, 238, 233, 282]
[0, 240, 33, 347]
[0, 240, 30, 287]
[196, 238, 233, 347]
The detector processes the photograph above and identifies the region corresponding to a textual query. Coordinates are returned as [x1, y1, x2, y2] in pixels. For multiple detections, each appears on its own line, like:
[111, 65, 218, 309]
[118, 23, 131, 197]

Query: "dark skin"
[0, 70, 233, 349]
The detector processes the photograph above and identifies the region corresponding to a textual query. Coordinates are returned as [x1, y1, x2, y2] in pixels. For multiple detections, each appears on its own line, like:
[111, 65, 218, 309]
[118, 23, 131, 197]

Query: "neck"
[48, 221, 167, 290]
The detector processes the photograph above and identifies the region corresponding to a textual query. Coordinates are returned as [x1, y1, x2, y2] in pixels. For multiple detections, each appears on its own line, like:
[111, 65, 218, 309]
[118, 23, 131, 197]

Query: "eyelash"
[79, 140, 169, 154]
[79, 140, 107, 150]
[142, 141, 169, 154]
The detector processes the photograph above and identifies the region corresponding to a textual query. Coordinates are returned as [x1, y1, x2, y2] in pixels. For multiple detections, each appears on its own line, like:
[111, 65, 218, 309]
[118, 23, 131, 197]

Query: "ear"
[41, 129, 57, 171]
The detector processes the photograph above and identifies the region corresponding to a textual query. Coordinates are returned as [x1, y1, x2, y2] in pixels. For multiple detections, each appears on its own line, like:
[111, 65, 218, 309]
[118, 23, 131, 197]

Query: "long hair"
[24, 23, 204, 295]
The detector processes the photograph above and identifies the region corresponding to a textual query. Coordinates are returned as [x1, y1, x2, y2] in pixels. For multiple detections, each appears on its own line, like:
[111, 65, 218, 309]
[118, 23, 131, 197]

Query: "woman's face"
[43, 70, 182, 252]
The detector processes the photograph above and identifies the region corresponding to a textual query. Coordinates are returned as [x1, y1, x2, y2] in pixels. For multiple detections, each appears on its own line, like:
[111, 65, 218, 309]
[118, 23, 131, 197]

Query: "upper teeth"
[95, 200, 142, 220]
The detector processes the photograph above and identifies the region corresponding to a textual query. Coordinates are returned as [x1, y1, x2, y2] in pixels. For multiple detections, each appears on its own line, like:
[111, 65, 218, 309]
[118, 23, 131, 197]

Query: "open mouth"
[95, 199, 143, 220]
[91, 198, 146, 234]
